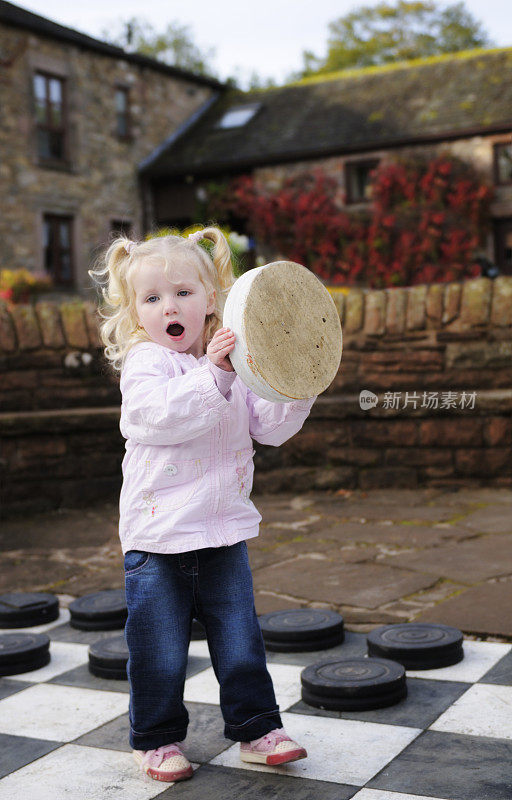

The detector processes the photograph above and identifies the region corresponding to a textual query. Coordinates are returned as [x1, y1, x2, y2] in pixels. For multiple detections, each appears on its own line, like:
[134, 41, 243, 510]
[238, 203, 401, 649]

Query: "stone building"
[0, 0, 226, 300]
[2, 0, 512, 300]
[142, 47, 512, 275]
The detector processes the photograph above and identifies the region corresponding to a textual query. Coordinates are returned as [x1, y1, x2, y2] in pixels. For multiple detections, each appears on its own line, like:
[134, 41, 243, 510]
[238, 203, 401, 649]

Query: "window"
[33, 72, 67, 163]
[116, 87, 130, 139]
[43, 215, 74, 285]
[494, 218, 512, 275]
[216, 104, 260, 129]
[345, 159, 379, 204]
[111, 219, 133, 239]
[494, 143, 512, 185]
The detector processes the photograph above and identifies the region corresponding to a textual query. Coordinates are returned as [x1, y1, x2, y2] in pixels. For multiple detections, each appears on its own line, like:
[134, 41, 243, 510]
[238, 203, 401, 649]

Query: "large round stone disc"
[69, 590, 127, 631]
[0, 632, 51, 675]
[243, 262, 342, 399]
[301, 657, 406, 699]
[89, 634, 128, 679]
[259, 609, 344, 643]
[367, 623, 464, 669]
[0, 592, 59, 628]
[301, 684, 407, 711]
[264, 631, 346, 653]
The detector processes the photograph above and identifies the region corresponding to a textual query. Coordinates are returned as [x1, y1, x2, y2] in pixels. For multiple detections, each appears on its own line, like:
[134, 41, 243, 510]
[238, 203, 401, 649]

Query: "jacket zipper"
[214, 421, 222, 515]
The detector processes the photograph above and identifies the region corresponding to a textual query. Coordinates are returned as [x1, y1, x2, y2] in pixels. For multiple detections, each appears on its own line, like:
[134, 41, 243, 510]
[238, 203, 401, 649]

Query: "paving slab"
[0, 621, 509, 799]
[480, 650, 512, 685]
[210, 711, 421, 786]
[314, 520, 471, 547]
[0, 744, 165, 800]
[0, 732, 62, 780]
[254, 533, 380, 566]
[298, 501, 461, 524]
[380, 534, 512, 583]
[457, 505, 512, 534]
[253, 593, 309, 615]
[254, 557, 437, 609]
[436, 488, 512, 506]
[431, 682, 512, 740]
[368, 730, 512, 800]
[0, 503, 120, 550]
[1, 488, 511, 638]
[0, 679, 30, 702]
[290, 677, 469, 729]
[415, 580, 512, 637]
[0, 557, 78, 594]
[157, 763, 357, 800]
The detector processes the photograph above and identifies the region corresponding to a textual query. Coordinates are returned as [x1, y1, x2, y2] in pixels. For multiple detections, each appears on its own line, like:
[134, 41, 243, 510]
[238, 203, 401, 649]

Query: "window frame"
[216, 103, 261, 130]
[110, 219, 133, 239]
[43, 214, 75, 287]
[345, 158, 380, 205]
[115, 85, 132, 141]
[33, 71, 68, 167]
[493, 142, 512, 187]
[493, 217, 512, 275]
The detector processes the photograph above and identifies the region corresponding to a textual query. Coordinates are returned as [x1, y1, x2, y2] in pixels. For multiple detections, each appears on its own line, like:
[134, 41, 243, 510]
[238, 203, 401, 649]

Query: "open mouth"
[166, 322, 185, 339]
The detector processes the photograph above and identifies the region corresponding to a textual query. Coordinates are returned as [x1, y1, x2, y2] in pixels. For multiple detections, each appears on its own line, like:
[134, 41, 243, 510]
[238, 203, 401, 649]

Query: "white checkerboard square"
[184, 663, 303, 710]
[406, 641, 511, 683]
[0, 744, 170, 800]
[210, 711, 421, 785]
[0, 683, 128, 741]
[430, 683, 512, 740]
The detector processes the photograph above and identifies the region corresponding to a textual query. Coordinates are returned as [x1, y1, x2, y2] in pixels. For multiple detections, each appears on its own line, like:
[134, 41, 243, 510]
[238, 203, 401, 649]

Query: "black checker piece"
[301, 657, 407, 711]
[367, 623, 464, 669]
[69, 590, 127, 631]
[0, 632, 51, 676]
[89, 634, 128, 680]
[0, 593, 59, 628]
[259, 609, 344, 652]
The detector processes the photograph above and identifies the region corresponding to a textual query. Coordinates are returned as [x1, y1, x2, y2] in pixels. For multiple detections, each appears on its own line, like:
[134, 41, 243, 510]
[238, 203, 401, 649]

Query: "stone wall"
[1, 276, 511, 517]
[0, 22, 217, 296]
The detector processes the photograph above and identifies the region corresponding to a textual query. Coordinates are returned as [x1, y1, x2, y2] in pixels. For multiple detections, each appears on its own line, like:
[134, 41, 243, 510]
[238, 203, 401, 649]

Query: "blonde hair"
[88, 227, 237, 373]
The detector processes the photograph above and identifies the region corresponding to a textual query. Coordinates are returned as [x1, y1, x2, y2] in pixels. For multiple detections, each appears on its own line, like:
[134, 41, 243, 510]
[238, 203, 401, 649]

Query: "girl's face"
[132, 258, 215, 358]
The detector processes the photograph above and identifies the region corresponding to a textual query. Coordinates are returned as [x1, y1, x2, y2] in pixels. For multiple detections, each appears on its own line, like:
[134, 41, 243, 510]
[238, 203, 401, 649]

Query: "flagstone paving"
[1, 487, 511, 637]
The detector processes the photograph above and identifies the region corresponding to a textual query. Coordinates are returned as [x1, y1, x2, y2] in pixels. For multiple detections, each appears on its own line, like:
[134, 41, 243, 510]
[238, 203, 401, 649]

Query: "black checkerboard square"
[0, 615, 510, 799]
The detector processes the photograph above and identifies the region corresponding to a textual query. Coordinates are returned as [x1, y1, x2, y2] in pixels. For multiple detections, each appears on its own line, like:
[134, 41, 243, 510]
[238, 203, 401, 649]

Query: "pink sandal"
[133, 742, 193, 782]
[240, 727, 307, 766]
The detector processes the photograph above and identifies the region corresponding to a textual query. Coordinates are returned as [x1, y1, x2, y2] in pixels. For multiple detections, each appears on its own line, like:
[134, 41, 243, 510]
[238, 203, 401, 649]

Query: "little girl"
[89, 227, 316, 783]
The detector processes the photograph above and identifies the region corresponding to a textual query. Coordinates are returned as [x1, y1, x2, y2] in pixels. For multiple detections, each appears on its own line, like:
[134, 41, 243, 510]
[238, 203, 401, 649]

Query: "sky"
[12, 0, 512, 87]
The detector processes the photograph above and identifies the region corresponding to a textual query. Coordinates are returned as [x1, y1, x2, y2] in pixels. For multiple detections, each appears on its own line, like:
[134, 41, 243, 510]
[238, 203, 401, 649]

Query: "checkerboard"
[1, 611, 511, 800]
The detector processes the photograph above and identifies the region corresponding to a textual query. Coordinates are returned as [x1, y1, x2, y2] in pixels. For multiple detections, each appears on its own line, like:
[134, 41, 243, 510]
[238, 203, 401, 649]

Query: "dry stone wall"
[0, 276, 511, 516]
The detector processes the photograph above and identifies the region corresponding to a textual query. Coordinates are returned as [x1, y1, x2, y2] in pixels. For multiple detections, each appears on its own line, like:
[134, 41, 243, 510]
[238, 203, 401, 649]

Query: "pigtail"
[200, 227, 236, 300]
[194, 227, 237, 351]
[88, 238, 150, 373]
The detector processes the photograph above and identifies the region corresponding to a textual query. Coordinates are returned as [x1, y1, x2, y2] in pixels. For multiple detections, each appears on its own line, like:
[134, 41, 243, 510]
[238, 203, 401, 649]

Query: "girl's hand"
[207, 327, 236, 372]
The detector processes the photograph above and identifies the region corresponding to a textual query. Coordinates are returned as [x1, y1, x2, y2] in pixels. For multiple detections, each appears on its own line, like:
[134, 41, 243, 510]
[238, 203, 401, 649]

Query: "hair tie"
[124, 240, 137, 255]
[188, 230, 204, 244]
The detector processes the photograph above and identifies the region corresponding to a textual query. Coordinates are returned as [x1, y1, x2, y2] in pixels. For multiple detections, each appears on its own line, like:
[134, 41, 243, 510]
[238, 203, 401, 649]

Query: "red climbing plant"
[204, 155, 493, 287]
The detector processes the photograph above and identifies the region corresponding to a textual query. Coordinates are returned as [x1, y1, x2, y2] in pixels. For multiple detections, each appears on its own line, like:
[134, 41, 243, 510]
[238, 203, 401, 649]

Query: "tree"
[102, 17, 218, 77]
[297, 1, 493, 78]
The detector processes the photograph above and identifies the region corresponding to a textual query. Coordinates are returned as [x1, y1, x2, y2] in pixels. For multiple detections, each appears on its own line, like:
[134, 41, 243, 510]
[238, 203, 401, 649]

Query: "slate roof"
[0, 0, 225, 89]
[140, 47, 512, 178]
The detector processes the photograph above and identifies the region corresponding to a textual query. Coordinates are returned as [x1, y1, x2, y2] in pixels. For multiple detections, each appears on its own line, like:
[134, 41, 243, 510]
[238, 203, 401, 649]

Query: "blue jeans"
[124, 540, 282, 750]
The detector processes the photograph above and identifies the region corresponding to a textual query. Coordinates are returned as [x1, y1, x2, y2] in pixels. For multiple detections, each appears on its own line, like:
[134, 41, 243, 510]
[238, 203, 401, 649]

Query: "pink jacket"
[118, 342, 316, 555]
